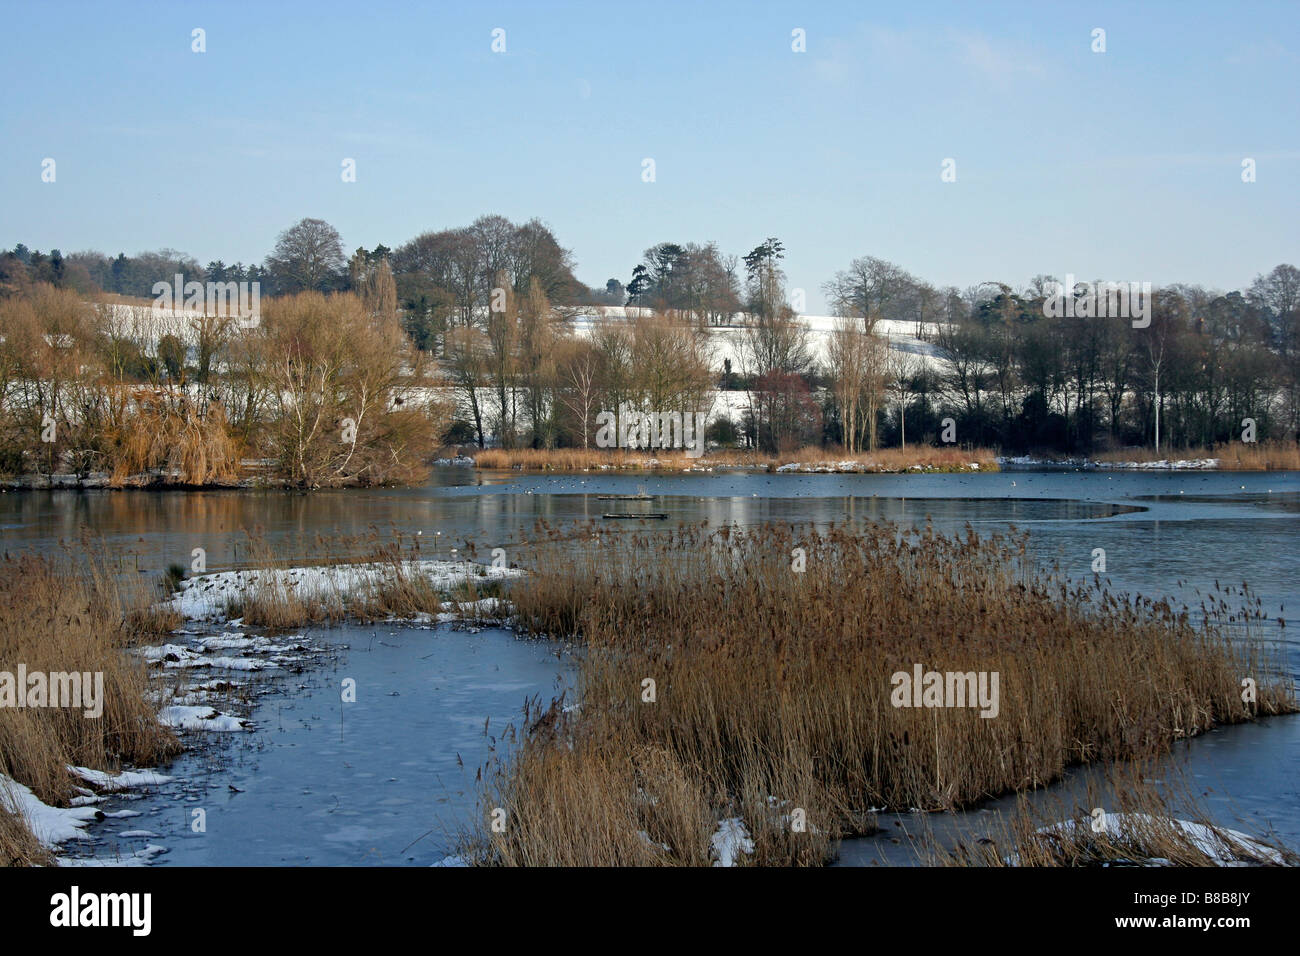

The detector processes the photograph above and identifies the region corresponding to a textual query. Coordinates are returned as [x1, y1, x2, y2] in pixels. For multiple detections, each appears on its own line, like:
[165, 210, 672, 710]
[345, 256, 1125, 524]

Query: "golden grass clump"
[107, 389, 243, 487]
[0, 804, 52, 867]
[0, 548, 182, 859]
[470, 520, 1294, 866]
[209, 532, 503, 628]
[1093, 440, 1300, 471]
[471, 445, 999, 473]
[936, 764, 1298, 867]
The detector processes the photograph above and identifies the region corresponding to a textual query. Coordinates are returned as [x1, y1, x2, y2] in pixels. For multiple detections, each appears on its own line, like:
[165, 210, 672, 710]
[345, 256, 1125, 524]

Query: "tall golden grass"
[936, 764, 1297, 866]
[0, 547, 182, 864]
[471, 445, 1000, 473]
[107, 391, 243, 487]
[0, 801, 51, 867]
[1093, 440, 1300, 471]
[209, 531, 503, 628]
[467, 520, 1294, 866]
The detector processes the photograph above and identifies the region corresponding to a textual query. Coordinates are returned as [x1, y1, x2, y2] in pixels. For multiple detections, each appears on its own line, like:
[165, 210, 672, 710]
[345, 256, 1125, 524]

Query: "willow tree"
[258, 292, 443, 487]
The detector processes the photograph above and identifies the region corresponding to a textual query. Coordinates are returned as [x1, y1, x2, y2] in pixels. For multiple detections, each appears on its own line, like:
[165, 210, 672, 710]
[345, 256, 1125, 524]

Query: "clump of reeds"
[217, 543, 347, 629]
[0, 547, 182, 859]
[935, 764, 1297, 866]
[471, 445, 999, 473]
[107, 390, 243, 487]
[757, 444, 999, 473]
[208, 530, 504, 628]
[473, 446, 711, 471]
[469, 520, 1294, 865]
[1092, 440, 1300, 471]
[0, 806, 51, 867]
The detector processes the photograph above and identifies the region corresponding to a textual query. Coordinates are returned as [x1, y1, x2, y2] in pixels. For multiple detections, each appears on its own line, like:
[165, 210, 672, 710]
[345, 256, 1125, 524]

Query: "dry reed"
[0, 547, 182, 863]
[467, 520, 1293, 865]
[472, 445, 1000, 473]
[935, 764, 1297, 866]
[1092, 440, 1300, 471]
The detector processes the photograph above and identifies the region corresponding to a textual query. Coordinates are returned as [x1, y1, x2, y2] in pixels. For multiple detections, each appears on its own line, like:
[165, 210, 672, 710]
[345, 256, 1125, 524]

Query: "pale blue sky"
[1, 0, 1296, 311]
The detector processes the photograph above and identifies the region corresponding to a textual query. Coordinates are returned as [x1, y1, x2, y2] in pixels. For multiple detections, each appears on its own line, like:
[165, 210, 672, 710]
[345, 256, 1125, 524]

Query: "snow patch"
[167, 559, 522, 622]
[1035, 813, 1284, 866]
[0, 774, 100, 848]
[67, 767, 172, 791]
[60, 844, 169, 866]
[710, 817, 755, 867]
[158, 705, 250, 732]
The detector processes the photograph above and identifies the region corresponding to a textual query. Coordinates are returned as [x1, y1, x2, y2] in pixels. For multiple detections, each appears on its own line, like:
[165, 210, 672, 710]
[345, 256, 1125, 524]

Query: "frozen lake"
[4, 467, 1296, 865]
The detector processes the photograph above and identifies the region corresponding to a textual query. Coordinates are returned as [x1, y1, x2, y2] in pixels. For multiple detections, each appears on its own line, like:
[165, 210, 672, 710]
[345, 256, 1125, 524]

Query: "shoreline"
[6, 442, 1299, 490]
[8, 554, 522, 866]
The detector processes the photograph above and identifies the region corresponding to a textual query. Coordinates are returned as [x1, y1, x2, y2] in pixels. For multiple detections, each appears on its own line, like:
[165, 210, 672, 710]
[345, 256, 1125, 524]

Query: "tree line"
[2, 215, 1296, 463]
[0, 281, 444, 488]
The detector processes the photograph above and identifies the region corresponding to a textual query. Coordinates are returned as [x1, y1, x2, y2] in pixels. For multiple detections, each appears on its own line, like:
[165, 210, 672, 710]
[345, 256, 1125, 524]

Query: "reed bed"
[469, 520, 1294, 866]
[0, 801, 51, 867]
[106, 392, 243, 487]
[934, 764, 1297, 866]
[1092, 440, 1300, 471]
[0, 547, 182, 862]
[471, 444, 999, 473]
[208, 531, 505, 628]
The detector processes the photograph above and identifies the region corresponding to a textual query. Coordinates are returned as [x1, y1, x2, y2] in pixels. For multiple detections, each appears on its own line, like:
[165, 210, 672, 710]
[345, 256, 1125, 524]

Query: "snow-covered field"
[569, 309, 946, 375]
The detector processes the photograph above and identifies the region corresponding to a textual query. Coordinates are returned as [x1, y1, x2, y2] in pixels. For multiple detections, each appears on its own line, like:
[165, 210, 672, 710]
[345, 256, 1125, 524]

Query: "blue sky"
[1, 0, 1296, 311]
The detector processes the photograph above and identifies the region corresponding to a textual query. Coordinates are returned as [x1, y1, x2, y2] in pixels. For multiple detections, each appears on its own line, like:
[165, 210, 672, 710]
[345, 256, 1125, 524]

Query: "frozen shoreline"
[28, 557, 525, 866]
[999, 455, 1223, 471]
[168, 559, 523, 622]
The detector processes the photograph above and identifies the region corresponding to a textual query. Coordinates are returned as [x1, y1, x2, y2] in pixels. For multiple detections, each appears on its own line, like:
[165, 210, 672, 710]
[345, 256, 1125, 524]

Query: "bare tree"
[888, 348, 921, 449]
[266, 218, 345, 293]
[443, 324, 490, 447]
[823, 256, 913, 331]
[557, 339, 600, 448]
[827, 317, 868, 453]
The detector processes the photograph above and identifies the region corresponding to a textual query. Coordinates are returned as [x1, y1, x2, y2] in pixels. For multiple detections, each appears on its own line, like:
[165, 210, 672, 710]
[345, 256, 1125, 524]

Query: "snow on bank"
[1102, 458, 1221, 470]
[1032, 813, 1284, 866]
[0, 774, 101, 848]
[60, 844, 169, 866]
[169, 559, 522, 622]
[137, 642, 286, 671]
[157, 705, 250, 732]
[999, 455, 1221, 471]
[710, 817, 755, 867]
[1, 766, 172, 850]
[409, 597, 511, 626]
[68, 767, 172, 791]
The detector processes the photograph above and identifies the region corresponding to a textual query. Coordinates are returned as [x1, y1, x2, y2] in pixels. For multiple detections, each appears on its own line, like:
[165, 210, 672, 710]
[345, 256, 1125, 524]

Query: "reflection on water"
[3, 469, 1295, 647]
